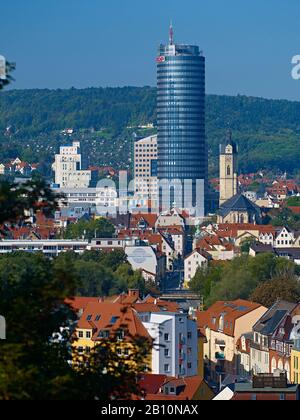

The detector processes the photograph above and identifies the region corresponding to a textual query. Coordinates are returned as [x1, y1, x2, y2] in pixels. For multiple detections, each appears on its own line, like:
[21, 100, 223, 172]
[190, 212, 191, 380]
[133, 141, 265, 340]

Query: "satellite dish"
[0, 55, 6, 80]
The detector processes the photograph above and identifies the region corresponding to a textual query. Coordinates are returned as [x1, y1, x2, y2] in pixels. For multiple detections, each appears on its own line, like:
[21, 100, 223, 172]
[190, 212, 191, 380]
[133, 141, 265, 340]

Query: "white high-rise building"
[139, 311, 198, 377]
[52, 141, 92, 188]
[134, 135, 158, 202]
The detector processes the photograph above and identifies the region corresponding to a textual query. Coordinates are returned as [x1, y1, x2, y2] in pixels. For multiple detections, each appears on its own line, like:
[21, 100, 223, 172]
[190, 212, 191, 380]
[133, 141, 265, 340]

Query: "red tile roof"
[77, 302, 151, 341]
[197, 299, 263, 337]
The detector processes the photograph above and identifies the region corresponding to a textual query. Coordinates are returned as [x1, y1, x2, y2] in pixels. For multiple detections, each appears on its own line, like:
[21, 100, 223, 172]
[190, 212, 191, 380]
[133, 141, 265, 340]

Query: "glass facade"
[157, 42, 206, 212]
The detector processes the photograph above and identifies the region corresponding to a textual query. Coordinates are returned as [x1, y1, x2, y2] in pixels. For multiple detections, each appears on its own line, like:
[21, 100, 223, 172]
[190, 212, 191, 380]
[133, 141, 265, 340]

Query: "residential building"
[142, 311, 198, 377]
[291, 339, 300, 384]
[274, 226, 295, 248]
[184, 249, 211, 287]
[72, 295, 198, 378]
[155, 208, 186, 230]
[250, 300, 297, 376]
[219, 131, 238, 206]
[134, 135, 158, 201]
[198, 300, 267, 382]
[157, 25, 206, 214]
[72, 301, 152, 372]
[236, 332, 252, 379]
[137, 374, 214, 400]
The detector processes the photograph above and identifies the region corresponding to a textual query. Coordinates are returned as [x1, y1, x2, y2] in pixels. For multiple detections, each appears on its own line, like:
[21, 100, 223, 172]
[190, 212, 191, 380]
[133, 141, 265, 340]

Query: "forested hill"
[0, 86, 300, 176]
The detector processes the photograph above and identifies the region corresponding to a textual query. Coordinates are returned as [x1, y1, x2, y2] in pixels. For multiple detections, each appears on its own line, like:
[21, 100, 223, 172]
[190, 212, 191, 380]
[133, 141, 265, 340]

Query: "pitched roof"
[66, 296, 102, 312]
[218, 194, 261, 218]
[138, 375, 207, 400]
[253, 300, 297, 335]
[77, 302, 151, 341]
[197, 300, 264, 337]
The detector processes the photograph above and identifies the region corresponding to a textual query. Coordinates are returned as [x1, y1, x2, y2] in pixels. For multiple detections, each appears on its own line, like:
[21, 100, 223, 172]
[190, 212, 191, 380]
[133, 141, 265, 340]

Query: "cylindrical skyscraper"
[157, 26, 206, 215]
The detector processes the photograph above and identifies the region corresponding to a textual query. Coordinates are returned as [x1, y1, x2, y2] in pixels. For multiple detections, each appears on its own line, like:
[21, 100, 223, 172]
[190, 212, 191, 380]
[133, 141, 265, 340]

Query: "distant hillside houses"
[0, 157, 38, 176]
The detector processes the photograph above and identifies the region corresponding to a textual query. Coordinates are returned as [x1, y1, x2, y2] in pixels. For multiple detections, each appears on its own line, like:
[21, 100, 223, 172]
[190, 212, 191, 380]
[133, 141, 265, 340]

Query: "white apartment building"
[56, 187, 118, 212]
[274, 227, 295, 248]
[184, 249, 211, 286]
[52, 141, 92, 188]
[134, 135, 158, 200]
[0, 240, 88, 258]
[140, 312, 198, 377]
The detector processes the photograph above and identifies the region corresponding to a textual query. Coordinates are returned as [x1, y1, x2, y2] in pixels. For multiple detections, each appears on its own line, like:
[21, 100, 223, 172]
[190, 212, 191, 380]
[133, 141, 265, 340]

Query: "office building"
[157, 25, 206, 215]
[134, 134, 158, 201]
[52, 141, 93, 188]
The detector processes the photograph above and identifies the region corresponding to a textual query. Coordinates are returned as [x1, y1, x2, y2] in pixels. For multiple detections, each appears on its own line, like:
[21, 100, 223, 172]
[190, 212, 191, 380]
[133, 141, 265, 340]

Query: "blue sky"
[1, 0, 300, 100]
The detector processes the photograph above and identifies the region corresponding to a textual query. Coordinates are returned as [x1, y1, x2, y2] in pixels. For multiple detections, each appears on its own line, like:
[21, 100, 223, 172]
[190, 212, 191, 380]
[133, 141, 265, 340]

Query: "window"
[78, 331, 83, 338]
[251, 394, 257, 401]
[164, 333, 170, 342]
[227, 165, 231, 176]
[117, 330, 125, 341]
[187, 332, 192, 340]
[95, 315, 101, 321]
[86, 331, 91, 339]
[164, 364, 170, 373]
[98, 330, 109, 339]
[85, 346, 91, 354]
[279, 394, 285, 401]
[164, 348, 170, 357]
[110, 316, 119, 324]
[77, 346, 84, 354]
[86, 315, 92, 321]
[188, 362, 192, 369]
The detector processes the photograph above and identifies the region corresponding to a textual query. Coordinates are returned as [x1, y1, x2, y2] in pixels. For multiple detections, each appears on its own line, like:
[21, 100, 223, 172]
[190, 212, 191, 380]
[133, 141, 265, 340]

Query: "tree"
[0, 177, 60, 225]
[0, 252, 152, 399]
[240, 237, 257, 253]
[190, 253, 300, 307]
[250, 276, 300, 308]
[63, 218, 115, 240]
[270, 208, 300, 230]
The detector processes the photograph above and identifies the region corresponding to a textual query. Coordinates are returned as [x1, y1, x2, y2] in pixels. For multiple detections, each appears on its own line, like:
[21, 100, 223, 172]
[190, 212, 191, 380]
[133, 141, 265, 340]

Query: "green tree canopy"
[250, 276, 300, 308]
[190, 253, 300, 307]
[0, 251, 151, 399]
[63, 217, 115, 240]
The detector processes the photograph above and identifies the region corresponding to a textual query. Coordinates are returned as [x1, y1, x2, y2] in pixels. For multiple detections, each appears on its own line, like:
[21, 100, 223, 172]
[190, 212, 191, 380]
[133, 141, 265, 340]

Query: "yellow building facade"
[291, 346, 300, 384]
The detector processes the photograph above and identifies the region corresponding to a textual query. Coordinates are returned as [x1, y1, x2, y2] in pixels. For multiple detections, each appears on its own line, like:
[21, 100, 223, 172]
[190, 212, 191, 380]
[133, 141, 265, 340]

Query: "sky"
[1, 0, 300, 100]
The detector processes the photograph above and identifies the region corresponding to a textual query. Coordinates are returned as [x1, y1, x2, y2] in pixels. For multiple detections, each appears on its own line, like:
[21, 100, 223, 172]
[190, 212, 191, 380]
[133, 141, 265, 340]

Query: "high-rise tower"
[156, 25, 206, 215]
[219, 131, 238, 206]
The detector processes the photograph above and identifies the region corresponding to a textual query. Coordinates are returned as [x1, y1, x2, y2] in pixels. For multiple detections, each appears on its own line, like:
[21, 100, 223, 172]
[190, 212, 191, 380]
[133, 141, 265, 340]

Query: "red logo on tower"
[156, 56, 165, 63]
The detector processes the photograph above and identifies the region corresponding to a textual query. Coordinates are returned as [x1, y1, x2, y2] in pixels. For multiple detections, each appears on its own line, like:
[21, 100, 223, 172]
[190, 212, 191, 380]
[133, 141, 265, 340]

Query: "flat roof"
[235, 383, 299, 393]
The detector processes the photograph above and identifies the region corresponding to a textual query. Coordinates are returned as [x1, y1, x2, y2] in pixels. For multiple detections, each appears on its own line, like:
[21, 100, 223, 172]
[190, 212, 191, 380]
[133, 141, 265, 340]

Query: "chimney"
[128, 289, 139, 298]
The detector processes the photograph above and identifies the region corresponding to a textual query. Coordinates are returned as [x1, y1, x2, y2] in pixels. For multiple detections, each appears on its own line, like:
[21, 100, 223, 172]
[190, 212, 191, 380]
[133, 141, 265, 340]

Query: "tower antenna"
[169, 21, 174, 45]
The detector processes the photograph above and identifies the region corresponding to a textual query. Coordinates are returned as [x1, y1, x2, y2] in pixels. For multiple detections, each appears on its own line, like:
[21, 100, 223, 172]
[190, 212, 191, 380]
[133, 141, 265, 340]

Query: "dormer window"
[219, 314, 225, 331]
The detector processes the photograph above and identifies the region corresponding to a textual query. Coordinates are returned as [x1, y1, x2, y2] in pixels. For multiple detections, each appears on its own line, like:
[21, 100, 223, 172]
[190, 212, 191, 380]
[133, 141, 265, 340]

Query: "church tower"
[219, 130, 238, 207]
